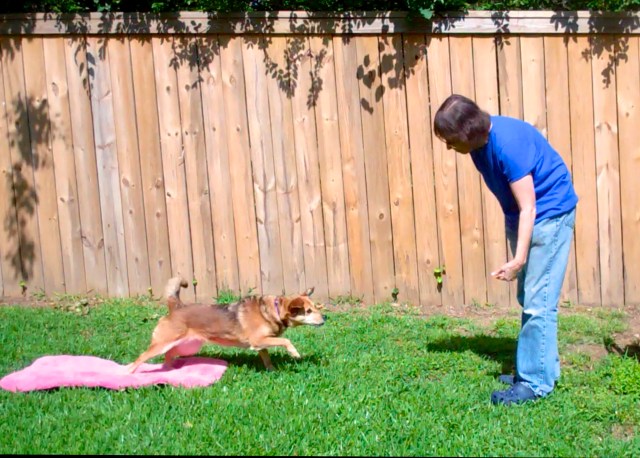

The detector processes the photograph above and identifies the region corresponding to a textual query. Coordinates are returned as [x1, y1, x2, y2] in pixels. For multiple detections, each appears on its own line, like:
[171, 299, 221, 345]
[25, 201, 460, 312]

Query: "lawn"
[0, 295, 638, 456]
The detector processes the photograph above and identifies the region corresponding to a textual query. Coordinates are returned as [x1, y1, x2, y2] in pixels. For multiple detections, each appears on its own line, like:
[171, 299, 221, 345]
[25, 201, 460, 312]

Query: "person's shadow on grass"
[424, 334, 517, 376]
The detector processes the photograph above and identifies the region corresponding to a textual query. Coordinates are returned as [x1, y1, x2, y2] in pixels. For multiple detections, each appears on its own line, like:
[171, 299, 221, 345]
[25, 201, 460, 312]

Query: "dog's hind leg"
[127, 341, 176, 374]
[162, 339, 203, 369]
[163, 347, 181, 369]
[258, 349, 275, 371]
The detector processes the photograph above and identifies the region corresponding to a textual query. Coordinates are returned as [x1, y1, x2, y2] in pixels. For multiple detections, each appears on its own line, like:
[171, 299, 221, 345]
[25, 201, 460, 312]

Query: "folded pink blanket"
[0, 355, 228, 392]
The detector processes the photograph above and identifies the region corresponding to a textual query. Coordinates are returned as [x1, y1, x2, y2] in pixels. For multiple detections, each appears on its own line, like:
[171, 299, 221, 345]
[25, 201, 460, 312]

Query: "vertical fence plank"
[0, 52, 22, 296]
[152, 36, 194, 301]
[64, 36, 108, 295]
[521, 37, 548, 136]
[43, 37, 87, 295]
[496, 35, 523, 307]
[544, 36, 578, 306]
[567, 36, 600, 306]
[472, 36, 509, 308]
[175, 36, 217, 302]
[426, 35, 464, 307]
[290, 37, 329, 301]
[379, 35, 420, 305]
[221, 36, 260, 294]
[86, 37, 129, 297]
[521, 35, 550, 308]
[242, 36, 284, 295]
[197, 35, 240, 295]
[311, 35, 351, 300]
[108, 38, 151, 297]
[497, 37, 524, 119]
[129, 37, 172, 298]
[449, 35, 487, 306]
[403, 35, 441, 308]
[591, 36, 624, 307]
[23, 37, 66, 295]
[2, 37, 46, 295]
[333, 35, 374, 304]
[268, 36, 305, 295]
[0, 58, 8, 295]
[615, 35, 640, 304]
[356, 35, 395, 304]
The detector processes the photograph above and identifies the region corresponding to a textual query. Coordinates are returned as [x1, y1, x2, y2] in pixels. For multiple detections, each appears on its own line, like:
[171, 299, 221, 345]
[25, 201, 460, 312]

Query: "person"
[433, 94, 578, 406]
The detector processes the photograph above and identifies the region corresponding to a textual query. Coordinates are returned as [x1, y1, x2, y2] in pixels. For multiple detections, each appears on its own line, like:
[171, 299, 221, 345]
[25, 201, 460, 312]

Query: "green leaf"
[419, 8, 434, 20]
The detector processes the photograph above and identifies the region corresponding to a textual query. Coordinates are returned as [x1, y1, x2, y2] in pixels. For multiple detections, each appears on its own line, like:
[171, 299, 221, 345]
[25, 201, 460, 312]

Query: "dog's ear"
[287, 297, 306, 316]
[302, 286, 315, 297]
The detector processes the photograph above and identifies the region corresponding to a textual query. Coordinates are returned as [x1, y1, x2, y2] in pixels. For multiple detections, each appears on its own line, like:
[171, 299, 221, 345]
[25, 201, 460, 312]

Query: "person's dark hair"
[433, 94, 491, 144]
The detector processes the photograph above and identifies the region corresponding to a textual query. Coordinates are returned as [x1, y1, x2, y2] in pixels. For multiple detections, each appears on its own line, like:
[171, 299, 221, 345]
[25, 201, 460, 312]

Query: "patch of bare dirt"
[0, 295, 53, 308]
[0, 294, 111, 311]
[564, 343, 610, 362]
[611, 423, 637, 441]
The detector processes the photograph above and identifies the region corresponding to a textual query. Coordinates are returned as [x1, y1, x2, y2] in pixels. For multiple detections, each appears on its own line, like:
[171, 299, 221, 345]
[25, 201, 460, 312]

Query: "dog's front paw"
[125, 363, 137, 374]
[288, 347, 301, 359]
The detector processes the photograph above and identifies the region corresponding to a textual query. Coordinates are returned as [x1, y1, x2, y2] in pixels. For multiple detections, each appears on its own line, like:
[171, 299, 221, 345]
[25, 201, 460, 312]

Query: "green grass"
[0, 299, 638, 456]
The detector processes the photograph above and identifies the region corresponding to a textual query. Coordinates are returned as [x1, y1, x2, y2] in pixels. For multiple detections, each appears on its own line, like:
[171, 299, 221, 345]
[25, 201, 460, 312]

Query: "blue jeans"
[505, 208, 576, 397]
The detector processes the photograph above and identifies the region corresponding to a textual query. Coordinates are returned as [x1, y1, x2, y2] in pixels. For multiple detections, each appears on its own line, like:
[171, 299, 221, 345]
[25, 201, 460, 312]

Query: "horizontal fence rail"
[0, 11, 637, 307]
[2, 11, 640, 35]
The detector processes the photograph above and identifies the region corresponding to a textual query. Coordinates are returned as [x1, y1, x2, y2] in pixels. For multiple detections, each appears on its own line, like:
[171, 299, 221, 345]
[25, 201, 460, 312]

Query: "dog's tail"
[165, 276, 189, 312]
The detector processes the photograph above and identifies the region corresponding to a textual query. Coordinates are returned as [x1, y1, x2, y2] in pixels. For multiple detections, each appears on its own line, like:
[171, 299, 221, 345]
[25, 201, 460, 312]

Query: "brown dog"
[127, 277, 325, 373]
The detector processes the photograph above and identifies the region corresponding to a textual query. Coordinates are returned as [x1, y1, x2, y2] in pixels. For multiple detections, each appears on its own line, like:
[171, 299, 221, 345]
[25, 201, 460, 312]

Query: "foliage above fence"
[1, 10, 640, 36]
[4, 0, 640, 15]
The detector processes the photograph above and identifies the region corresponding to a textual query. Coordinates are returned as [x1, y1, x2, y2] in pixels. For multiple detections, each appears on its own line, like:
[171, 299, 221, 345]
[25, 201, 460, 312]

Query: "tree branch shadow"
[0, 50, 52, 284]
[550, 10, 639, 88]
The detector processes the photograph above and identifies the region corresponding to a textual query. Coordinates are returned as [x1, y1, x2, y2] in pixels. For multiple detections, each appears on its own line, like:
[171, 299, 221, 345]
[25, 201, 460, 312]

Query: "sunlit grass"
[0, 299, 638, 456]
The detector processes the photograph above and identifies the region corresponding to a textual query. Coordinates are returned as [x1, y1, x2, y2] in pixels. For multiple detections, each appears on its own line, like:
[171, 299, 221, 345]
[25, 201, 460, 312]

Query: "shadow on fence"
[1, 92, 51, 284]
[0, 10, 635, 105]
[0, 10, 638, 287]
[549, 10, 640, 87]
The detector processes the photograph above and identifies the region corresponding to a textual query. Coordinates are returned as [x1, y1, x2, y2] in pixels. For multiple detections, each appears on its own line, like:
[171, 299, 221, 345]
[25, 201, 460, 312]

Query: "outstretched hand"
[491, 259, 524, 282]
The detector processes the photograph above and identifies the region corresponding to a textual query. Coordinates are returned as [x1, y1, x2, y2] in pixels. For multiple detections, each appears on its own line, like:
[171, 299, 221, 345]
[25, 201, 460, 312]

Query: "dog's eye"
[306, 308, 311, 314]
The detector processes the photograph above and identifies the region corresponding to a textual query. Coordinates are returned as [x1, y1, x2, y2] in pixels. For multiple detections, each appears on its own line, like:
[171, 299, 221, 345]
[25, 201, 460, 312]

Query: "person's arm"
[491, 174, 536, 281]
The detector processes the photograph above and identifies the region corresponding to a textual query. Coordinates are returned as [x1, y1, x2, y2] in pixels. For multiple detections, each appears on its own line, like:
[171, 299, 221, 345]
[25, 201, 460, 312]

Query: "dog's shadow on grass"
[196, 351, 324, 372]
[425, 334, 517, 375]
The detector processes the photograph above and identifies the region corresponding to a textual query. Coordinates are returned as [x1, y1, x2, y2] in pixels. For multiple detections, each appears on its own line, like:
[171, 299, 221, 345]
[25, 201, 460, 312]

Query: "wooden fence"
[0, 11, 638, 307]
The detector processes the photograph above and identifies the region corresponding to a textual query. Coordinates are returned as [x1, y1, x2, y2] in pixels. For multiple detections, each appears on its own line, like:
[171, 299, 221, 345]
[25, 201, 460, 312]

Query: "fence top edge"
[1, 10, 637, 18]
[1, 10, 639, 35]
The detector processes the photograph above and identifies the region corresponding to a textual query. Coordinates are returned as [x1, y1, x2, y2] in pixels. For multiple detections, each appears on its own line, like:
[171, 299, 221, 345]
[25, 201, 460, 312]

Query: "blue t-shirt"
[471, 116, 578, 230]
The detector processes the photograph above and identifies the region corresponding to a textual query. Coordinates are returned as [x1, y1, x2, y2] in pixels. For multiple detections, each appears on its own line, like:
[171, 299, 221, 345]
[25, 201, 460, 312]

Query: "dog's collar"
[274, 297, 287, 328]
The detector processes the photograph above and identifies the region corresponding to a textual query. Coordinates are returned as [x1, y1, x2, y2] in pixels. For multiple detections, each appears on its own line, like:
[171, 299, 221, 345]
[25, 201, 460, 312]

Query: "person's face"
[437, 134, 487, 154]
[437, 136, 474, 154]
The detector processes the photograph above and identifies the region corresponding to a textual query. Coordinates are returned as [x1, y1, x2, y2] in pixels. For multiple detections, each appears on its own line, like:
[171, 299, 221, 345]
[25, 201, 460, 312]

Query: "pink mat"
[0, 355, 228, 392]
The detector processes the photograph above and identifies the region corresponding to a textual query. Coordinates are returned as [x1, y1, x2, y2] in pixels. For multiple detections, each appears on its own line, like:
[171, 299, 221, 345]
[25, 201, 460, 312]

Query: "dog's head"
[283, 287, 325, 327]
